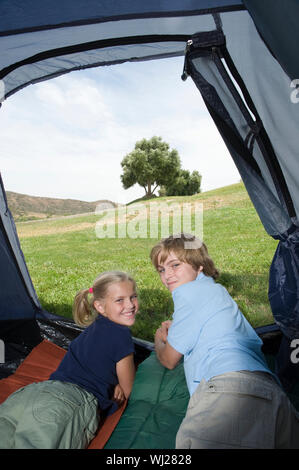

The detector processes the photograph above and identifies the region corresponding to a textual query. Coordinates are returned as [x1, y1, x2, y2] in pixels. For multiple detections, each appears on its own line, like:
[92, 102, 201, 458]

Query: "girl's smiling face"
[94, 280, 138, 327]
[157, 251, 202, 292]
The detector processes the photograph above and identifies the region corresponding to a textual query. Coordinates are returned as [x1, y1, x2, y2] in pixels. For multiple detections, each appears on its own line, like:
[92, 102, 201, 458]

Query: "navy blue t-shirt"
[50, 315, 135, 415]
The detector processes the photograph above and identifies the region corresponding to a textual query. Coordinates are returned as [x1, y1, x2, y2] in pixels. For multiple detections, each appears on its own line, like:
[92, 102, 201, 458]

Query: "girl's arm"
[113, 383, 125, 405]
[116, 353, 136, 399]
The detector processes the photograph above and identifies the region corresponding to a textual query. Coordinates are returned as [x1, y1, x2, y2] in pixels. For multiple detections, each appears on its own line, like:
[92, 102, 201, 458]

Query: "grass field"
[16, 183, 278, 342]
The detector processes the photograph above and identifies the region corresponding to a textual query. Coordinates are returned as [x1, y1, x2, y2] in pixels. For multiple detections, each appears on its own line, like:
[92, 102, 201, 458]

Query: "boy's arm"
[155, 327, 182, 369]
[116, 353, 136, 399]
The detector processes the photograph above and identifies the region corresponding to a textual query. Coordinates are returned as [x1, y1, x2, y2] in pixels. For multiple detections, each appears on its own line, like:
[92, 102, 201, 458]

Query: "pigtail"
[73, 288, 98, 327]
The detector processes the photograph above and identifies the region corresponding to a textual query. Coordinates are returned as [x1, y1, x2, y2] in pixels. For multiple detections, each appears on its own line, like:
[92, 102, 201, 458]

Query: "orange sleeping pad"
[0, 339, 126, 449]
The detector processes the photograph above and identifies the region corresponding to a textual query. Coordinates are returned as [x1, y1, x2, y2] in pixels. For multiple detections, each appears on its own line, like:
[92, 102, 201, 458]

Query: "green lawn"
[17, 183, 278, 342]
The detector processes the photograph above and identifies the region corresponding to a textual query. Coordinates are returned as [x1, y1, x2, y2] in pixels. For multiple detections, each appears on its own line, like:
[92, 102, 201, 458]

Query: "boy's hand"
[113, 384, 125, 405]
[154, 320, 182, 370]
[157, 320, 172, 343]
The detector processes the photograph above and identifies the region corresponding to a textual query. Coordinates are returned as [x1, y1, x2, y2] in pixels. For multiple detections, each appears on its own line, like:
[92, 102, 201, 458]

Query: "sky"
[1, 56, 240, 205]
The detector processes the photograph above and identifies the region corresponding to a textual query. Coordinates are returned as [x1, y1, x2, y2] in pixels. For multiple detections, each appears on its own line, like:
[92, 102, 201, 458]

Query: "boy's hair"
[73, 271, 136, 327]
[150, 233, 219, 280]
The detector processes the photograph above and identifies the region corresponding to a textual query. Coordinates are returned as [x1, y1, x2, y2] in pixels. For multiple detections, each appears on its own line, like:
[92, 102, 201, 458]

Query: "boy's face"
[157, 251, 202, 292]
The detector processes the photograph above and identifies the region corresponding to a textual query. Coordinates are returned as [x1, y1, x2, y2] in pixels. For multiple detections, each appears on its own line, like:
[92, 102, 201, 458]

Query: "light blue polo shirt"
[167, 273, 272, 396]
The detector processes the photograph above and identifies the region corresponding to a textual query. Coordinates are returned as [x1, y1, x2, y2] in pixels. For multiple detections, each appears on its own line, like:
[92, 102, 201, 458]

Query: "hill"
[16, 182, 251, 239]
[6, 191, 118, 221]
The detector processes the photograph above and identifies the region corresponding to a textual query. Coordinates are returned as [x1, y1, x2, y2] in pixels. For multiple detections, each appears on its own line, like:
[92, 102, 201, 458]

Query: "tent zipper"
[181, 39, 193, 81]
[0, 34, 190, 80]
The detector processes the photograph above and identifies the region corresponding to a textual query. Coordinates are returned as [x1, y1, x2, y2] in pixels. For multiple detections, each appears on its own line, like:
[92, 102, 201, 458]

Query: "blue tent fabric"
[268, 225, 299, 391]
[0, 0, 244, 33]
[0, 174, 41, 321]
[243, 0, 299, 81]
[0, 1, 244, 101]
[269, 226, 299, 340]
[0, 174, 42, 358]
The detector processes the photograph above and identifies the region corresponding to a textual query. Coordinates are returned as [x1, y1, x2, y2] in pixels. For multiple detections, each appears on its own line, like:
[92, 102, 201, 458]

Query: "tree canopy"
[160, 169, 202, 196]
[120, 136, 181, 198]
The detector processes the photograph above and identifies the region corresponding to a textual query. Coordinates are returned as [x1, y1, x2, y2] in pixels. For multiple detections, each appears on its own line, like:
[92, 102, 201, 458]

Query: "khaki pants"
[0, 380, 99, 449]
[176, 371, 299, 449]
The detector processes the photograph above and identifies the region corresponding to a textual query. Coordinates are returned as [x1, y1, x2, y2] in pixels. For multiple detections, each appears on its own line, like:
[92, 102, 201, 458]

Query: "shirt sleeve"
[167, 289, 199, 356]
[109, 325, 135, 363]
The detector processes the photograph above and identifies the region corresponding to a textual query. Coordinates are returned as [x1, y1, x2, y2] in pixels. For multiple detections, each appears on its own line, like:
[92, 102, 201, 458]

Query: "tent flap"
[269, 226, 299, 340]
[243, 0, 299, 81]
[0, 174, 42, 321]
[184, 25, 296, 235]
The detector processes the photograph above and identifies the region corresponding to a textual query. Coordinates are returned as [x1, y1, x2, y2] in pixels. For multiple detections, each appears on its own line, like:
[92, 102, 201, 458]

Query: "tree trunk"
[146, 182, 152, 197]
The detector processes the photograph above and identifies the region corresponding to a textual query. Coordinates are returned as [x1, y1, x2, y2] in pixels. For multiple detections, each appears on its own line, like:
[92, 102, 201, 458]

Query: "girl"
[151, 233, 299, 449]
[0, 270, 138, 449]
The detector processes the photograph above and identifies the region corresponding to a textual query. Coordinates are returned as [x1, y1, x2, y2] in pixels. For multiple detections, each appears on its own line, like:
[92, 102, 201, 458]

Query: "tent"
[0, 0, 299, 446]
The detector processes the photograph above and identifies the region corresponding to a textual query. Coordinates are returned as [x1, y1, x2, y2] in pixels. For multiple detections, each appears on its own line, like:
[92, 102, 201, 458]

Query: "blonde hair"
[73, 271, 137, 327]
[150, 233, 219, 280]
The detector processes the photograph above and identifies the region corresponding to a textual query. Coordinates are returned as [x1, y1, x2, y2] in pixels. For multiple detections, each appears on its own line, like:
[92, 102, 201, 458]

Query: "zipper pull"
[181, 39, 193, 81]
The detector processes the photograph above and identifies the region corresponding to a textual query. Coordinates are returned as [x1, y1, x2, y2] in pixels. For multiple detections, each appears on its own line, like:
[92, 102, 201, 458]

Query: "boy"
[151, 233, 299, 449]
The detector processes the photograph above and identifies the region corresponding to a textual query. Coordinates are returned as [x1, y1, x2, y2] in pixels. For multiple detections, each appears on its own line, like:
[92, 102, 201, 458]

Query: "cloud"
[0, 57, 240, 204]
[34, 77, 114, 134]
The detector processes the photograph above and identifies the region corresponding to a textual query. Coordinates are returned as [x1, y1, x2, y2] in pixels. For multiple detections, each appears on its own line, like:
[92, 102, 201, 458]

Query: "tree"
[160, 169, 202, 196]
[120, 136, 181, 198]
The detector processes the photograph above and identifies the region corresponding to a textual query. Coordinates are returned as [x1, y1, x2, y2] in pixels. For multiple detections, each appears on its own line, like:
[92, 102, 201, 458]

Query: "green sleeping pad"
[105, 352, 189, 449]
